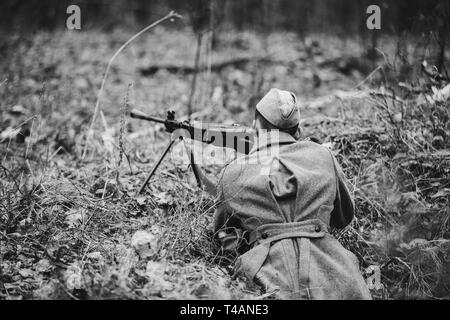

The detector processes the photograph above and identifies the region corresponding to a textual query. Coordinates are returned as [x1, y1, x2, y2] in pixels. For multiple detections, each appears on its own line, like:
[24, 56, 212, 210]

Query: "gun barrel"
[130, 108, 254, 153]
[130, 109, 166, 124]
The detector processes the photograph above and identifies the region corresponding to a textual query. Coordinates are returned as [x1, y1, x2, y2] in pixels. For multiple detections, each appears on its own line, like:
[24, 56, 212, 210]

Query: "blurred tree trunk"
[368, 0, 381, 63]
[186, 0, 210, 118]
[187, 33, 203, 119]
[296, 0, 310, 40]
[436, 1, 449, 75]
[136, 0, 151, 24]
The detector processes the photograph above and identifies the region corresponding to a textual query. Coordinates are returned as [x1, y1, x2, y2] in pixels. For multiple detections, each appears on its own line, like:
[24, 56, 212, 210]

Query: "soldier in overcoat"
[187, 88, 372, 299]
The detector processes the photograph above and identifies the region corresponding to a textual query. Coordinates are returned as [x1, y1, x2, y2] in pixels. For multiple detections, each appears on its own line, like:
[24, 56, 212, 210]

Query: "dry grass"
[1, 28, 449, 300]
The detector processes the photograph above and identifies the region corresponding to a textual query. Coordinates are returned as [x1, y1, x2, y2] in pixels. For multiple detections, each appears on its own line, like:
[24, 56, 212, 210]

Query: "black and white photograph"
[0, 0, 449, 306]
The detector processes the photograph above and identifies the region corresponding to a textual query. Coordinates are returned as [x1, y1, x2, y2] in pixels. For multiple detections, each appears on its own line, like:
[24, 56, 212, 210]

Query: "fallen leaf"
[136, 196, 147, 206]
[145, 260, 165, 278]
[154, 192, 174, 206]
[131, 230, 158, 259]
[87, 251, 103, 260]
[64, 262, 84, 290]
[431, 188, 450, 199]
[65, 208, 86, 227]
[36, 259, 51, 273]
[10, 105, 29, 116]
[0, 126, 21, 141]
[18, 268, 34, 278]
[400, 238, 429, 250]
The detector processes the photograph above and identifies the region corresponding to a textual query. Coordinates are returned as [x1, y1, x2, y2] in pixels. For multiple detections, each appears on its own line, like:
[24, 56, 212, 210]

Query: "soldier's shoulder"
[218, 154, 254, 181]
[295, 138, 330, 151]
[287, 139, 333, 161]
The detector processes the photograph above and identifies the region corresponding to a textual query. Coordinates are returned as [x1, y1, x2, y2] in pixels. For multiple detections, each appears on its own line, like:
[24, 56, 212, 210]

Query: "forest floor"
[1, 26, 450, 300]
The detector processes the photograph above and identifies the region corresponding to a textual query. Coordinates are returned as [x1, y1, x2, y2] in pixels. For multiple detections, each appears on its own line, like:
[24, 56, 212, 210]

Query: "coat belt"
[238, 218, 329, 298]
[248, 218, 328, 247]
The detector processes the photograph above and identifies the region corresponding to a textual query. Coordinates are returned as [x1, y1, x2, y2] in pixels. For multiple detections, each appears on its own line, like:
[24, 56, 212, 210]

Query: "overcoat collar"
[250, 130, 297, 154]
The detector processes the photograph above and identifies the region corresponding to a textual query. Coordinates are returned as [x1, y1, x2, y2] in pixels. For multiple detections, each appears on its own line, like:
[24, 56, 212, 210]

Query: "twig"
[0, 114, 37, 144]
[60, 283, 80, 300]
[118, 83, 132, 169]
[350, 65, 383, 90]
[82, 11, 182, 159]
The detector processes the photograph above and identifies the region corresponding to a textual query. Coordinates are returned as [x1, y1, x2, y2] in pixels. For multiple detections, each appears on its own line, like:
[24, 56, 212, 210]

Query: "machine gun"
[130, 109, 254, 195]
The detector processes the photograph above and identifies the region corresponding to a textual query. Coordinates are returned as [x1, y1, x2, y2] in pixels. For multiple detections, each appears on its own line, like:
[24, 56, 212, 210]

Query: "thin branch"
[82, 11, 182, 159]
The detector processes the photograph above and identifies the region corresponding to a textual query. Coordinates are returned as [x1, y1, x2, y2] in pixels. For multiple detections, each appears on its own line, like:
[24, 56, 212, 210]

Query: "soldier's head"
[253, 88, 301, 139]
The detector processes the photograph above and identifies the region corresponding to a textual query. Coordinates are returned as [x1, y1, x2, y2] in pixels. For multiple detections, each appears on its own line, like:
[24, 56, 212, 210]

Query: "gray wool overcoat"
[213, 131, 372, 300]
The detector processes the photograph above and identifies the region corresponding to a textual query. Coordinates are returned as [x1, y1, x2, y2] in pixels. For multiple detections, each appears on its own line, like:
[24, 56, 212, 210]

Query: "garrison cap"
[256, 88, 300, 130]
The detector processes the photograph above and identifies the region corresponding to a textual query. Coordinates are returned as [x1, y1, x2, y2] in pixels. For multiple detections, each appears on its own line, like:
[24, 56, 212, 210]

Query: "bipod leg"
[135, 138, 176, 196]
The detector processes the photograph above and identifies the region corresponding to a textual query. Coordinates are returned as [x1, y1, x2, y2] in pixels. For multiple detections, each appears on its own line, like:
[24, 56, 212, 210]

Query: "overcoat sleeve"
[329, 153, 355, 229]
[212, 167, 246, 254]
